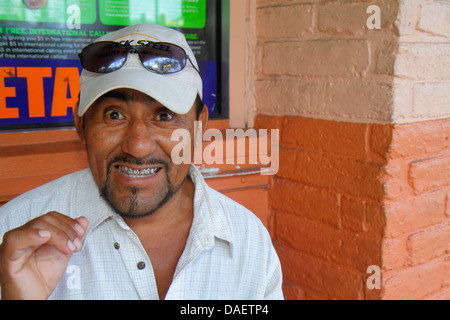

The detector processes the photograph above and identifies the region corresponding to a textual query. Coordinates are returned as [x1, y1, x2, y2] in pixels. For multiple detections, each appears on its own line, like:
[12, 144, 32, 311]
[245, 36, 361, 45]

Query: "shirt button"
[114, 242, 120, 250]
[137, 261, 146, 270]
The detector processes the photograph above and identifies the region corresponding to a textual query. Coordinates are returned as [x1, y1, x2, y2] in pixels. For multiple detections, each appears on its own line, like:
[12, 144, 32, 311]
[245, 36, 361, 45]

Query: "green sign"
[0, 0, 205, 29]
[0, 0, 97, 24]
[0, 0, 218, 131]
[99, 0, 206, 28]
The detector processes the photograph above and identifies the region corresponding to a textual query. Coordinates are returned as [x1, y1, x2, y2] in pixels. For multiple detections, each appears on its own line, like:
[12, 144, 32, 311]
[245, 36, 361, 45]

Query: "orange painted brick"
[275, 211, 382, 272]
[408, 155, 450, 194]
[425, 287, 450, 300]
[366, 202, 386, 238]
[253, 114, 282, 131]
[390, 119, 450, 159]
[383, 259, 446, 300]
[271, 178, 341, 227]
[281, 116, 367, 160]
[281, 149, 384, 201]
[406, 223, 450, 266]
[384, 158, 415, 200]
[382, 237, 407, 272]
[341, 196, 366, 233]
[281, 283, 306, 300]
[446, 191, 450, 217]
[274, 211, 341, 258]
[276, 246, 364, 299]
[445, 256, 450, 288]
[276, 146, 299, 181]
[385, 191, 445, 238]
[369, 123, 393, 162]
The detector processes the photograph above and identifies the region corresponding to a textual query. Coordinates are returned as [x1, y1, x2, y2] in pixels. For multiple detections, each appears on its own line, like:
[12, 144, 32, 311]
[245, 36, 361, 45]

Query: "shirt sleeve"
[263, 240, 284, 300]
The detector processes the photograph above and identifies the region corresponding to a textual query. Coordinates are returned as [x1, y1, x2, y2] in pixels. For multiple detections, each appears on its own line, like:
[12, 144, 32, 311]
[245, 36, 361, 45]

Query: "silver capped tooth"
[118, 165, 160, 177]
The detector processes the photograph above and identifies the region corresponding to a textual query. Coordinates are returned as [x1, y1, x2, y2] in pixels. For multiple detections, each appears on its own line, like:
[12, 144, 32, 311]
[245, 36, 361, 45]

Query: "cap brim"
[78, 68, 199, 116]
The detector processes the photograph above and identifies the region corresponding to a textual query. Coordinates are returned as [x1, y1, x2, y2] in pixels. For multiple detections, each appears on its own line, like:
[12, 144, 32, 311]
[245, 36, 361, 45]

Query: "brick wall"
[255, 115, 390, 299]
[393, 0, 450, 123]
[383, 119, 450, 299]
[252, 0, 400, 299]
[253, 0, 399, 124]
[249, 0, 450, 299]
[255, 116, 450, 299]
[381, 0, 450, 299]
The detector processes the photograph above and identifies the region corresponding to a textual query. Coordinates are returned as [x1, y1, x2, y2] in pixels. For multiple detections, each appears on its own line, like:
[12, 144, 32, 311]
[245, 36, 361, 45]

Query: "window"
[0, 0, 228, 130]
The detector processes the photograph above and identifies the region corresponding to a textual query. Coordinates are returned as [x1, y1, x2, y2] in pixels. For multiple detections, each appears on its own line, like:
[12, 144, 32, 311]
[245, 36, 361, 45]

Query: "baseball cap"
[78, 23, 203, 116]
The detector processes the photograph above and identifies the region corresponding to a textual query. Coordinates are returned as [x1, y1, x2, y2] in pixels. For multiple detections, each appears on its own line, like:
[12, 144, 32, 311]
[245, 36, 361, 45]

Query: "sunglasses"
[79, 40, 201, 77]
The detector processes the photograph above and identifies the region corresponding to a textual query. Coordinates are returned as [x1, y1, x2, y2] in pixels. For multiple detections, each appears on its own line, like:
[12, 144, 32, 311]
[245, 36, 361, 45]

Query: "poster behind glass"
[0, 0, 220, 130]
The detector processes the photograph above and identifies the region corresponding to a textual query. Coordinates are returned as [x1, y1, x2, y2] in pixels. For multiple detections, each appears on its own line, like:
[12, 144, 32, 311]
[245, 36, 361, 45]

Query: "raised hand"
[0, 211, 88, 300]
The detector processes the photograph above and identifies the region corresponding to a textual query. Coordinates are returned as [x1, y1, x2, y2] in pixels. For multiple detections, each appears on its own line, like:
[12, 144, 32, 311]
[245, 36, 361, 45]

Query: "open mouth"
[116, 165, 162, 179]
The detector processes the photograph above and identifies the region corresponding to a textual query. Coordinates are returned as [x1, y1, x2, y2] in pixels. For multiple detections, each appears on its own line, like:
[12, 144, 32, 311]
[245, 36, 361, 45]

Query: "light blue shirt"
[0, 165, 283, 300]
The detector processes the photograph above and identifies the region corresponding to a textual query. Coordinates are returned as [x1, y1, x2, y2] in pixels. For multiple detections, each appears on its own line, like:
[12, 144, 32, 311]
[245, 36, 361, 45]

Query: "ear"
[199, 104, 209, 133]
[73, 101, 85, 143]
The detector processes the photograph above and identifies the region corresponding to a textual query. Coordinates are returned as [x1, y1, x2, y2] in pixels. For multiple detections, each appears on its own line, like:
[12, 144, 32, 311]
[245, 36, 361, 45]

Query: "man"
[0, 24, 283, 300]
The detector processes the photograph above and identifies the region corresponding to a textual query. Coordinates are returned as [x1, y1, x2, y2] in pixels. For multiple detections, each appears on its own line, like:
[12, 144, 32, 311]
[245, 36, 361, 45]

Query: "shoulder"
[202, 182, 284, 299]
[202, 182, 276, 259]
[0, 169, 92, 234]
[190, 165, 271, 244]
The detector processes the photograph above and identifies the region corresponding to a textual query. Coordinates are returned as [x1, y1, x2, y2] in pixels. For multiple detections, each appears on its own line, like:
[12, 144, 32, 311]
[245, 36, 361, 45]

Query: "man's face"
[78, 88, 201, 219]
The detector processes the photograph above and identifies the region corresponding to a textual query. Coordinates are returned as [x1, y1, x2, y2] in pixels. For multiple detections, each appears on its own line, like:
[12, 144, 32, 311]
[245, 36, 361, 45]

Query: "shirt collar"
[80, 165, 234, 253]
[77, 170, 114, 244]
[189, 164, 233, 248]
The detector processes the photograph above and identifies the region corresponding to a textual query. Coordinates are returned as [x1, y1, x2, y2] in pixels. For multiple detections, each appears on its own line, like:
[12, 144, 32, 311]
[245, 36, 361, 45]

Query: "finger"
[74, 216, 89, 237]
[39, 212, 87, 250]
[43, 211, 83, 240]
[1, 227, 52, 265]
[0, 213, 85, 267]
[45, 213, 88, 251]
[47, 212, 88, 241]
[30, 219, 81, 255]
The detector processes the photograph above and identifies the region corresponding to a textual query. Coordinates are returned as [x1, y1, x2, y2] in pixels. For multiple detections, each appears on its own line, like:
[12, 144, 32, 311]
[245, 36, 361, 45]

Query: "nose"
[121, 119, 157, 160]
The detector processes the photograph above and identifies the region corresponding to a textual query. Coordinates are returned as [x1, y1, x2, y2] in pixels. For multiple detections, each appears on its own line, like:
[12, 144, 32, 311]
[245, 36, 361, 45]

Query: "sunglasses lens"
[81, 42, 127, 73]
[139, 43, 187, 74]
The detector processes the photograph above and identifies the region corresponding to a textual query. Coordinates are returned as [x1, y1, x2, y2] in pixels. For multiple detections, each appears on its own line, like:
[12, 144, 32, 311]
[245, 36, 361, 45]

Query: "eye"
[105, 109, 125, 121]
[155, 111, 174, 122]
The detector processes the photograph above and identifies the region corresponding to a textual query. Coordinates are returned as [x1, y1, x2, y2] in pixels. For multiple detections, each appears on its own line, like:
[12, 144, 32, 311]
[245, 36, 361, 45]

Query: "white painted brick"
[397, 0, 422, 36]
[395, 44, 450, 80]
[413, 82, 450, 118]
[262, 40, 370, 77]
[392, 78, 413, 122]
[256, 78, 393, 123]
[256, 4, 313, 39]
[418, 1, 450, 37]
